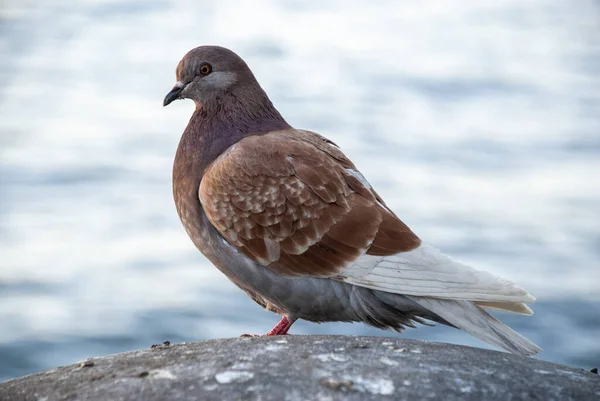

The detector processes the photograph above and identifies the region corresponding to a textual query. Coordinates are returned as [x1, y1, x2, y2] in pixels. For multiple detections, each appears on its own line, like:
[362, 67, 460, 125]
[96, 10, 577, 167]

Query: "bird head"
[163, 46, 257, 108]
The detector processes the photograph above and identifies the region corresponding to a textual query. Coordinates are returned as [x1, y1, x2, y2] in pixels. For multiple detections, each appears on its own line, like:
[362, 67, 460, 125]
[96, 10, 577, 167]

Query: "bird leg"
[240, 316, 296, 337]
[241, 316, 295, 337]
[266, 316, 295, 336]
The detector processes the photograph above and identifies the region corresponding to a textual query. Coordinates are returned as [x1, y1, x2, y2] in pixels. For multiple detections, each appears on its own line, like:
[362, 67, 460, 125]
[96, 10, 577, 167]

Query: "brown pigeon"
[163, 45, 541, 356]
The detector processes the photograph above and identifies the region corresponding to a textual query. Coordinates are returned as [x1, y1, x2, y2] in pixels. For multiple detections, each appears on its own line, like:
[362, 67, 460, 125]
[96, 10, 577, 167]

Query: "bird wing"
[199, 129, 534, 304]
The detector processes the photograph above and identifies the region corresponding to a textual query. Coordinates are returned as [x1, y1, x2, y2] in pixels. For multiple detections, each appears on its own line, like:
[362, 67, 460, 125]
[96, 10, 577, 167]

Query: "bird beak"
[163, 81, 186, 107]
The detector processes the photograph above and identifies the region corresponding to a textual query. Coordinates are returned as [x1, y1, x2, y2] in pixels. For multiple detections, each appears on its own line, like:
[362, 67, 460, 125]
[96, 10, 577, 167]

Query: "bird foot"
[240, 316, 295, 337]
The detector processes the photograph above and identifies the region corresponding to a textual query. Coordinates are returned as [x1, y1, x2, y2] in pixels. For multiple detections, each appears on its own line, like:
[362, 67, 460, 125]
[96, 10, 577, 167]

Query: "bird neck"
[173, 85, 291, 192]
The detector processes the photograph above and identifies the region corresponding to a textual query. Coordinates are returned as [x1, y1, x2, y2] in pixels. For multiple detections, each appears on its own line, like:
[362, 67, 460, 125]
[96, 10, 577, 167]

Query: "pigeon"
[163, 45, 541, 356]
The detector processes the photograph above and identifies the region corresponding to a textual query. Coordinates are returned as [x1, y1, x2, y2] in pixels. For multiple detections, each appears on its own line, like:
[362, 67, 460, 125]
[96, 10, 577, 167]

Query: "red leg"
[240, 316, 295, 337]
[266, 316, 294, 336]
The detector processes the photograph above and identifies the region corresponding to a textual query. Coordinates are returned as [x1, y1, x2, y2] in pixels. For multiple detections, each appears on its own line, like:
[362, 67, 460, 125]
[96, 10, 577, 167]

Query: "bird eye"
[199, 63, 212, 75]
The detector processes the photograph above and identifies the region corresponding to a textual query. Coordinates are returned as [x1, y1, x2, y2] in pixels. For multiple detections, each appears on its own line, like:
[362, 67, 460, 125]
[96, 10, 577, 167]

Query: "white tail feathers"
[408, 296, 542, 356]
[341, 242, 540, 355]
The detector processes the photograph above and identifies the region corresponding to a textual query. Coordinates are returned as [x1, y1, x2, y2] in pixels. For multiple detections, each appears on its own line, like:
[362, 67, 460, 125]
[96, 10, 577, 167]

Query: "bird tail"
[407, 296, 542, 356]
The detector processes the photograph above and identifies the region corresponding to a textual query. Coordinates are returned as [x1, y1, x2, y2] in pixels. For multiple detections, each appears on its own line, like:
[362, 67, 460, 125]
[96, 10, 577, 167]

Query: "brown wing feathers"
[199, 129, 421, 277]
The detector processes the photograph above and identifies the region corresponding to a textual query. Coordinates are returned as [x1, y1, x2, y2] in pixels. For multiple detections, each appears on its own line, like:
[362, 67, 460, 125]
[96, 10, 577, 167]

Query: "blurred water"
[1, 0, 599, 383]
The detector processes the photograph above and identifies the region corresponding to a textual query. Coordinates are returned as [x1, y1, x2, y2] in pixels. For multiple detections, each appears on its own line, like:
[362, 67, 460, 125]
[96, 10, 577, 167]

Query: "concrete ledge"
[1, 335, 598, 400]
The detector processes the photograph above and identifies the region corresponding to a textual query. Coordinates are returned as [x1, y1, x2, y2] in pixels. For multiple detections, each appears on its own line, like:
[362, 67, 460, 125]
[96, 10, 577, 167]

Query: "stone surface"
[0, 335, 598, 401]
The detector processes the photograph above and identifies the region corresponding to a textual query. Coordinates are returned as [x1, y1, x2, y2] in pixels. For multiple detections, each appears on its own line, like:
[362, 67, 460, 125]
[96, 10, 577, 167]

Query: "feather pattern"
[199, 129, 421, 276]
